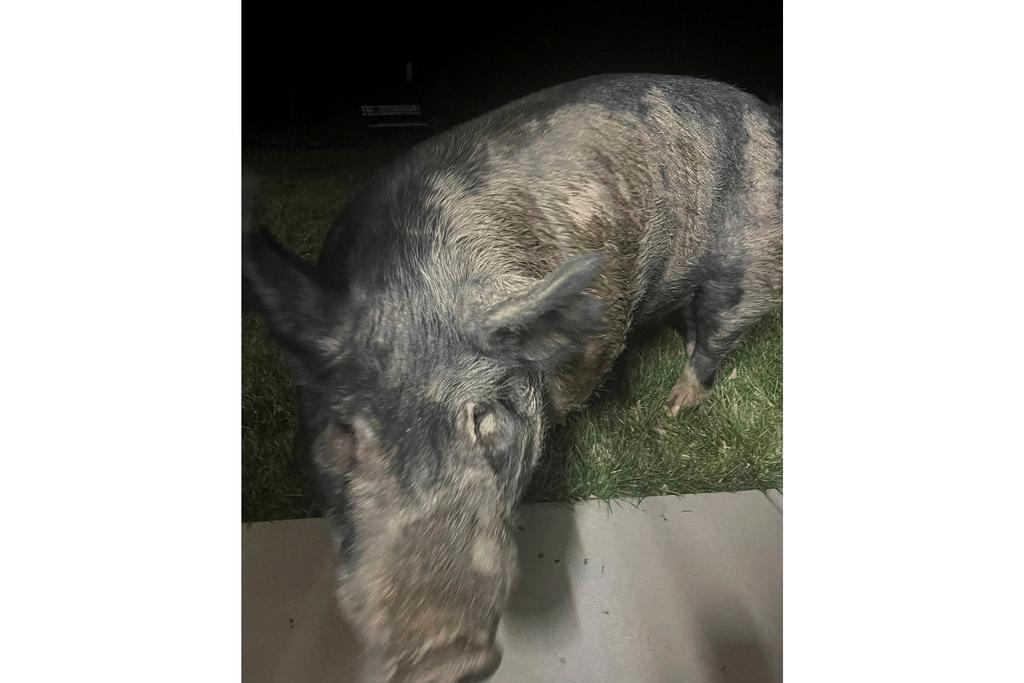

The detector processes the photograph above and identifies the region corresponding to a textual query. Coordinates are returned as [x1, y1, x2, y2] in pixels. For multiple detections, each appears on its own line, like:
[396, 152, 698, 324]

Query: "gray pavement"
[242, 490, 782, 682]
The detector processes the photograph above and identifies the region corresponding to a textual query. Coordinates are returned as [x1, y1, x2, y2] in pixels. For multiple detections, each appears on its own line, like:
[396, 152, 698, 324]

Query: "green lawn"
[242, 147, 782, 522]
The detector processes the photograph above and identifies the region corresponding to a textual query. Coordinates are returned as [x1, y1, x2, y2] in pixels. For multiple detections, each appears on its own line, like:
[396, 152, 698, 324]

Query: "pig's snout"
[385, 639, 502, 683]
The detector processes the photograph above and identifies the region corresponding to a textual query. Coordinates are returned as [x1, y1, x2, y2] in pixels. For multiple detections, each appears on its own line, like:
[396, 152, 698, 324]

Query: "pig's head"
[243, 211, 604, 681]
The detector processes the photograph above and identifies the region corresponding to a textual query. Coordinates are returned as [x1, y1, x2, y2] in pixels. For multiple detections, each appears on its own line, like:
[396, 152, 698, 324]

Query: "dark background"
[243, 7, 781, 148]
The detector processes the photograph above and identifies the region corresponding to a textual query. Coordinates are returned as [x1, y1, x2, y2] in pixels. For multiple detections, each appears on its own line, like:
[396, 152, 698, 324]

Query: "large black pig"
[243, 74, 782, 682]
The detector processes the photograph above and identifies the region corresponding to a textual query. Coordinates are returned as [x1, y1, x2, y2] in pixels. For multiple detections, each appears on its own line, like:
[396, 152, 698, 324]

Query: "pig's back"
[321, 75, 781, 411]
[411, 73, 779, 323]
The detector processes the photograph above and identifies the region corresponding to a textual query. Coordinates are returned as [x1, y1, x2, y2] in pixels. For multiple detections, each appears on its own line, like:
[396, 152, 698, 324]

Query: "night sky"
[243, 7, 781, 147]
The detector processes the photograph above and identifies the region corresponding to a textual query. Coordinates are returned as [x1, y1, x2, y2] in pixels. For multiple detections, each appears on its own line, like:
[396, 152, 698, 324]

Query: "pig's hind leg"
[664, 276, 774, 417]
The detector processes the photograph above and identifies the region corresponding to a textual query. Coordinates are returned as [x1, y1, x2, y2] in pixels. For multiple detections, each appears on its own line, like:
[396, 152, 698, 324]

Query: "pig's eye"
[471, 402, 509, 444]
[472, 404, 492, 437]
[313, 418, 356, 474]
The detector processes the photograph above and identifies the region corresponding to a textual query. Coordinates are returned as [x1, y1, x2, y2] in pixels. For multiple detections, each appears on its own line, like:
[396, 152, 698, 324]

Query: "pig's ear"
[476, 252, 606, 368]
[243, 185, 335, 359]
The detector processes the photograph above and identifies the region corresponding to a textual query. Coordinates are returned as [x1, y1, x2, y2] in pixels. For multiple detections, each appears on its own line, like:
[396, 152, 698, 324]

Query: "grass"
[242, 147, 782, 522]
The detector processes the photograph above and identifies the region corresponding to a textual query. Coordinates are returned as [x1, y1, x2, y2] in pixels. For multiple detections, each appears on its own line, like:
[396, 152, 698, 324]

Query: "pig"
[243, 73, 782, 682]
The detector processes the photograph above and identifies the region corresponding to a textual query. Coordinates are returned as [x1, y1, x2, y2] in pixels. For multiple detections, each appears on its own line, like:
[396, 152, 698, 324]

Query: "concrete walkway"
[242, 490, 782, 682]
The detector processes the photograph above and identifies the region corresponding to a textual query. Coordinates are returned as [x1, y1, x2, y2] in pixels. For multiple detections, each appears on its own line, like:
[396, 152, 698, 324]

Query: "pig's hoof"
[665, 371, 711, 417]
